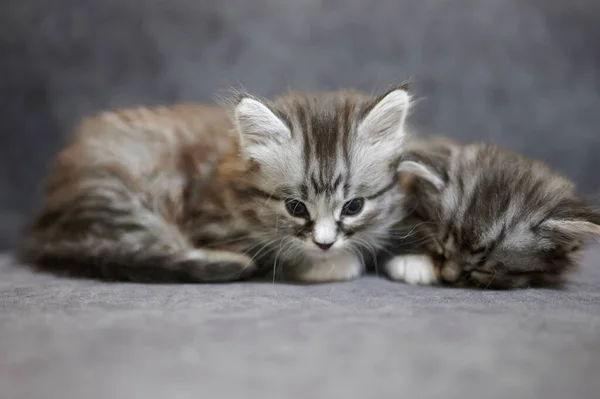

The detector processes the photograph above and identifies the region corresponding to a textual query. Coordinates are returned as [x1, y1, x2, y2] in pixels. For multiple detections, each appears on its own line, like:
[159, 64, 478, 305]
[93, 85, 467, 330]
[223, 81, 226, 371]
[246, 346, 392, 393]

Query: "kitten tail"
[19, 238, 257, 283]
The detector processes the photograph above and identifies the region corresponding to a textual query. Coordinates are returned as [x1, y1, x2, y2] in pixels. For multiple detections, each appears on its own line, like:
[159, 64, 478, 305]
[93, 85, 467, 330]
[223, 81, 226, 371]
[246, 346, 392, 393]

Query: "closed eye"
[471, 246, 489, 267]
[475, 256, 488, 267]
[471, 240, 499, 265]
[471, 247, 488, 256]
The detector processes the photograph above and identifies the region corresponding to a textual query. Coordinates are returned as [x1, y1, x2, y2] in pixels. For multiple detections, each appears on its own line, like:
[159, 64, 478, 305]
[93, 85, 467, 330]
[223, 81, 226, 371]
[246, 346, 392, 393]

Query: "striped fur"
[20, 86, 413, 283]
[384, 137, 600, 289]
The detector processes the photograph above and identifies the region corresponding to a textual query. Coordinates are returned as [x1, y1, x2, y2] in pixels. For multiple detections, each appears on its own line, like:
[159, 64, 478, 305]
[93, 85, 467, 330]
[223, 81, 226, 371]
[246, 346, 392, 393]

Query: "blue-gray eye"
[285, 199, 309, 218]
[342, 197, 365, 216]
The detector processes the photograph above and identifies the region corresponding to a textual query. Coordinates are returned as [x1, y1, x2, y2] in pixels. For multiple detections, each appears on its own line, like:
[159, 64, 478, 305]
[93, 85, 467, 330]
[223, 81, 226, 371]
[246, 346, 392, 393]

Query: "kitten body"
[383, 137, 600, 289]
[21, 86, 412, 283]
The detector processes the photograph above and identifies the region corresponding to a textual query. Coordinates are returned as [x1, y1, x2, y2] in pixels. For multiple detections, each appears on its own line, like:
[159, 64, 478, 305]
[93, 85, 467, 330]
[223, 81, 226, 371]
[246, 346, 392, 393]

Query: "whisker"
[483, 267, 497, 290]
[272, 237, 290, 284]
[346, 246, 367, 276]
[245, 237, 280, 266]
[349, 236, 380, 275]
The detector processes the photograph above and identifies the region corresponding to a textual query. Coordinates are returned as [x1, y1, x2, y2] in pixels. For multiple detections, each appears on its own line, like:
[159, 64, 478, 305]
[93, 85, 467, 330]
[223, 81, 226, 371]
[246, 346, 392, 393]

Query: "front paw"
[292, 252, 364, 283]
[384, 254, 439, 285]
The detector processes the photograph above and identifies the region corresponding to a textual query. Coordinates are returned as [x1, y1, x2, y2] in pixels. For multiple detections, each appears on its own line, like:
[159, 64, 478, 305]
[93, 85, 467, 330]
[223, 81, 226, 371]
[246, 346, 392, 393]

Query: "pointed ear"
[357, 87, 412, 147]
[234, 97, 291, 160]
[397, 160, 445, 190]
[538, 198, 600, 240]
[540, 219, 600, 239]
[397, 138, 455, 191]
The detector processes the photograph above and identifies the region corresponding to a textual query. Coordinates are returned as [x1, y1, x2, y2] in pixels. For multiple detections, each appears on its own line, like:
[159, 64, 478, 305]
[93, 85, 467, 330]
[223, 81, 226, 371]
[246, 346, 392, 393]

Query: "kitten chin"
[20, 84, 413, 284]
[383, 137, 600, 289]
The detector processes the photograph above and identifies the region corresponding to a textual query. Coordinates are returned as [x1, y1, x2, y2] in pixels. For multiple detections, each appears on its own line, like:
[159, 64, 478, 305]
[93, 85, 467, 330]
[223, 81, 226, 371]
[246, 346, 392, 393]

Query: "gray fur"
[233, 87, 412, 282]
[20, 87, 412, 283]
[386, 137, 600, 289]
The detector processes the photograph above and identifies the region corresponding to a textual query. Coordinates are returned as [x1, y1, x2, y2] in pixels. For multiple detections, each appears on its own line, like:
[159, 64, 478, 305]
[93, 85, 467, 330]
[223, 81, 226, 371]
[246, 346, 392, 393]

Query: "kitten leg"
[384, 254, 439, 285]
[289, 252, 364, 283]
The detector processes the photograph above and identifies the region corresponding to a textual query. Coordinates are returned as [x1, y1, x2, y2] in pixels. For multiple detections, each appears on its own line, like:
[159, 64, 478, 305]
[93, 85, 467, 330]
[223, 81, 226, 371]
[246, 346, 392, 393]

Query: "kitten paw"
[385, 254, 438, 285]
[179, 249, 257, 281]
[292, 252, 364, 283]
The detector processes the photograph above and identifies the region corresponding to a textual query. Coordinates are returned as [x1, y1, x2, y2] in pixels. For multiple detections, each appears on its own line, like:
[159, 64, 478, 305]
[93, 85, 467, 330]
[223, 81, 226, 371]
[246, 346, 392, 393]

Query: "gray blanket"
[1, 249, 599, 399]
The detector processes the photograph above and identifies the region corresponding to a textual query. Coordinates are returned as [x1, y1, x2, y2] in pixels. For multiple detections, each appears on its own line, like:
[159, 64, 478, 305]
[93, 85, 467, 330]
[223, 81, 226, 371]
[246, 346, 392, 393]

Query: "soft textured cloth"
[1, 249, 599, 399]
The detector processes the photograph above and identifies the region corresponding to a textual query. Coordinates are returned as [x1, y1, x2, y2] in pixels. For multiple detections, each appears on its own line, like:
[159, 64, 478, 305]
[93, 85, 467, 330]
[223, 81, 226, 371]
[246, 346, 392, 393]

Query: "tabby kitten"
[21, 85, 413, 283]
[382, 137, 600, 289]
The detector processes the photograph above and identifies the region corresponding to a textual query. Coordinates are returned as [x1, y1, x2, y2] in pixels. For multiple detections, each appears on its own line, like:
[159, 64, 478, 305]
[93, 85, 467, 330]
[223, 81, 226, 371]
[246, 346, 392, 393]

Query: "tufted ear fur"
[356, 86, 412, 160]
[234, 97, 291, 161]
[537, 197, 600, 241]
[397, 137, 456, 191]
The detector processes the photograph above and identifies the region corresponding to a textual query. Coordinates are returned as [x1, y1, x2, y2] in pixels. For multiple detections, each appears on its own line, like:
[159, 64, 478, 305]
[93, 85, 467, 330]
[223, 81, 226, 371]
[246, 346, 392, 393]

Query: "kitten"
[20, 85, 413, 284]
[382, 137, 600, 289]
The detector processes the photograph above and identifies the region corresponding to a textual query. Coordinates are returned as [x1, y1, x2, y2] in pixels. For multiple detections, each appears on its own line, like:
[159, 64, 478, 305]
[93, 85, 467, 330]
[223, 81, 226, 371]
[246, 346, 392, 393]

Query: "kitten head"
[232, 85, 412, 278]
[397, 138, 600, 288]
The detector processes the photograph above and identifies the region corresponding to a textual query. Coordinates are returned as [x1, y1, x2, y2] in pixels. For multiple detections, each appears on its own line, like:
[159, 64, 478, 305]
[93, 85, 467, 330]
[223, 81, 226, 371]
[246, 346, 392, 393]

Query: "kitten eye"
[342, 197, 365, 216]
[285, 199, 310, 218]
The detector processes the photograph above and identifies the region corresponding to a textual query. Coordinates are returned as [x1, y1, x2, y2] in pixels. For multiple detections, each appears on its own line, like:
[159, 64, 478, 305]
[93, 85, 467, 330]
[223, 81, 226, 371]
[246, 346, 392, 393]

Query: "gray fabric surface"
[1, 0, 600, 249]
[1, 248, 599, 399]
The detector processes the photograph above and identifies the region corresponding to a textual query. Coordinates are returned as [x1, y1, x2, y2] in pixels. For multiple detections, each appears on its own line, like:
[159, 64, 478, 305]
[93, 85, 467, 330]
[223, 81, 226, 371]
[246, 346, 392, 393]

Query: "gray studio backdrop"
[1, 0, 599, 249]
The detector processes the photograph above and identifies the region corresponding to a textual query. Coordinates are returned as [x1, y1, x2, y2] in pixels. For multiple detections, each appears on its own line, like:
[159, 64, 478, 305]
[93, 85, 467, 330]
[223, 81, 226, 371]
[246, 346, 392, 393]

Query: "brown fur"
[21, 104, 261, 282]
[21, 86, 414, 283]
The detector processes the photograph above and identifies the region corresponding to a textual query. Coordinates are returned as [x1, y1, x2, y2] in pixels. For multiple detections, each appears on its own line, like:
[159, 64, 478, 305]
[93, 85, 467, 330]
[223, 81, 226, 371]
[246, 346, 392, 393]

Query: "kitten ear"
[538, 199, 600, 240]
[541, 219, 600, 239]
[397, 160, 445, 190]
[397, 138, 454, 191]
[234, 97, 291, 160]
[357, 86, 412, 147]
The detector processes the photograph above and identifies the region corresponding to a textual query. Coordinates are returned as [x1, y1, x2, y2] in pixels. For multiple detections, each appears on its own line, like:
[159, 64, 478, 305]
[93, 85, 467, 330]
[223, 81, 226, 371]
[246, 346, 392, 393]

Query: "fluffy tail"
[19, 191, 255, 283]
[19, 239, 256, 283]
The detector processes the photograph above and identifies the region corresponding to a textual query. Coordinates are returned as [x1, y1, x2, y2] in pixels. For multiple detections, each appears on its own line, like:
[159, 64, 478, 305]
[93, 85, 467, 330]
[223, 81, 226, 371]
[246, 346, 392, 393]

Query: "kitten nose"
[313, 240, 334, 251]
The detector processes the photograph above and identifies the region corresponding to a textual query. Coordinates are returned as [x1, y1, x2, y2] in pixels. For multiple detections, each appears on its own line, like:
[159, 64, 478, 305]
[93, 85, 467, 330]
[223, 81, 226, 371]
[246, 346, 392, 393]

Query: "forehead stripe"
[366, 180, 397, 200]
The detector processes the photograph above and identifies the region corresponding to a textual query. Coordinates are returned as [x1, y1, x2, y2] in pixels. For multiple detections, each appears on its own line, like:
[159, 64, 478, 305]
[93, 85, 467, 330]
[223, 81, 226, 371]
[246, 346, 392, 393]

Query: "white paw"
[183, 249, 253, 266]
[385, 254, 438, 285]
[294, 252, 363, 283]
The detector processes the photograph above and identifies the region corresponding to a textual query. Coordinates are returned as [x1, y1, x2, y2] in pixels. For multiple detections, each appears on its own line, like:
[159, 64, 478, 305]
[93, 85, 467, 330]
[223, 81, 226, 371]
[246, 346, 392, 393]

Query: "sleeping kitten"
[20, 85, 413, 284]
[382, 137, 600, 289]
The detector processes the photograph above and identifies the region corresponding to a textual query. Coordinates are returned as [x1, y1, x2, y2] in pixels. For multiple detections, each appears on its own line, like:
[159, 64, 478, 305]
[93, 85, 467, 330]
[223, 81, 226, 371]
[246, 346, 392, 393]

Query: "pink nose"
[313, 240, 333, 251]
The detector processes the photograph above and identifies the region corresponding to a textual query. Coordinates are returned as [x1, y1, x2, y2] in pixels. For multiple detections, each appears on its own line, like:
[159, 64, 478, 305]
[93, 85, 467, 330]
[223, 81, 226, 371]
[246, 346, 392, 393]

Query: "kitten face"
[396, 139, 600, 288]
[233, 86, 411, 275]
